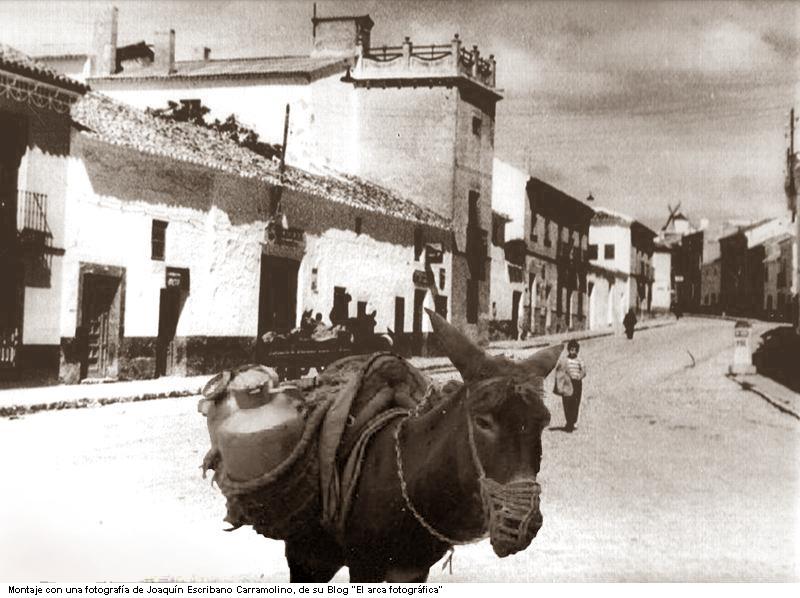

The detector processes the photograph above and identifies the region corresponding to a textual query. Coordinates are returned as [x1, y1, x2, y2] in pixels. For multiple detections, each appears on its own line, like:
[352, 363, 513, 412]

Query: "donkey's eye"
[474, 415, 494, 432]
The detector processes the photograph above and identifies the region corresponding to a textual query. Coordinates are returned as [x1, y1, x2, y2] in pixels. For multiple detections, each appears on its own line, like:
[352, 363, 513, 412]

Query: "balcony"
[352, 34, 498, 91]
[16, 190, 53, 253]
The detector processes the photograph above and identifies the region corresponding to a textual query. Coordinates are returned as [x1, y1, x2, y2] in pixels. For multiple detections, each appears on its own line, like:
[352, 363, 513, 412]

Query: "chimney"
[311, 13, 374, 58]
[153, 29, 176, 74]
[193, 46, 211, 61]
[91, 6, 118, 76]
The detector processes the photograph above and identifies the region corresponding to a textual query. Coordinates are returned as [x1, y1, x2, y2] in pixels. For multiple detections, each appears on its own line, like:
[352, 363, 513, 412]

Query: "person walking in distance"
[623, 308, 637, 340]
[559, 340, 586, 432]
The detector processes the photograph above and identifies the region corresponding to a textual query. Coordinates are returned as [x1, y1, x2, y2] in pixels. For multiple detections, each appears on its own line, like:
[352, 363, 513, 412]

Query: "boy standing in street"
[562, 340, 586, 432]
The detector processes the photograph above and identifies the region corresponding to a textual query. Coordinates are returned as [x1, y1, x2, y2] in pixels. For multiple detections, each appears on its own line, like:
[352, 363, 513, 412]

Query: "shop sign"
[165, 267, 190, 291]
[425, 243, 444, 265]
[264, 221, 304, 247]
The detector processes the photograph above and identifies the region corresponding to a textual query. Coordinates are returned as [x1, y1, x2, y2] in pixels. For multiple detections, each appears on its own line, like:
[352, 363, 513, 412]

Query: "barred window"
[151, 220, 167, 261]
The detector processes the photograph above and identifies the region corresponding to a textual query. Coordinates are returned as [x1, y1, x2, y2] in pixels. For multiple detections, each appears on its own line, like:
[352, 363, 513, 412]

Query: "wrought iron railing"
[17, 190, 51, 236]
[0, 326, 19, 368]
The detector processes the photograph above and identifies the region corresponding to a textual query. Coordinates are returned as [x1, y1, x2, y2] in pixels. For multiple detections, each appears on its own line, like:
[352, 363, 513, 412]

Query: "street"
[1, 318, 797, 582]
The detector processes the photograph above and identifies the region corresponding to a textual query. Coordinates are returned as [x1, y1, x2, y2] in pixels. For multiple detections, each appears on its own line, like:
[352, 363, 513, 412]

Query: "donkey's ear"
[519, 344, 564, 377]
[425, 308, 487, 382]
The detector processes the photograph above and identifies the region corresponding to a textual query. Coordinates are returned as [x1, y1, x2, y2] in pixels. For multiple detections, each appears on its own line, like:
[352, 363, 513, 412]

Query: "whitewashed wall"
[651, 250, 672, 310]
[492, 158, 528, 241]
[298, 229, 450, 335]
[17, 147, 69, 345]
[489, 243, 523, 321]
[590, 223, 631, 275]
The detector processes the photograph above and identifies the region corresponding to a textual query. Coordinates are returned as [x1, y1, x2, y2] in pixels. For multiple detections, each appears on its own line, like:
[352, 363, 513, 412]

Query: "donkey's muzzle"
[480, 477, 542, 558]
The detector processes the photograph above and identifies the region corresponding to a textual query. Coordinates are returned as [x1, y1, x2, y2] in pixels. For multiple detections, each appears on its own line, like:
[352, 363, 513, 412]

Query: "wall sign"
[165, 267, 190, 291]
[264, 220, 304, 247]
[425, 243, 444, 265]
[413, 269, 432, 286]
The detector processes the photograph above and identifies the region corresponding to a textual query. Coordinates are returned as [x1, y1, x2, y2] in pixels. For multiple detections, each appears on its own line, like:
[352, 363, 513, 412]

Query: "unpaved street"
[1, 318, 797, 582]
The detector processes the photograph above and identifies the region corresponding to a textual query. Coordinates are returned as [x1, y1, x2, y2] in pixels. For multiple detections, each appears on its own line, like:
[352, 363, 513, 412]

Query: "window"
[414, 227, 424, 261]
[439, 269, 446, 290]
[530, 213, 538, 242]
[711, 293, 717, 304]
[604, 244, 615, 259]
[151, 219, 167, 261]
[472, 116, 481, 136]
[587, 244, 598, 260]
[311, 268, 318, 293]
[466, 279, 479, 324]
[491, 217, 505, 246]
[355, 217, 362, 236]
[543, 218, 551, 247]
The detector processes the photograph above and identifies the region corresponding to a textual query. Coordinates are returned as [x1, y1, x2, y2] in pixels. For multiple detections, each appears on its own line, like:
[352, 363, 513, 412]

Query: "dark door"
[156, 287, 182, 377]
[0, 115, 25, 371]
[434, 295, 448, 319]
[80, 274, 119, 379]
[412, 289, 426, 355]
[258, 255, 299, 336]
[394, 297, 405, 335]
[511, 290, 521, 339]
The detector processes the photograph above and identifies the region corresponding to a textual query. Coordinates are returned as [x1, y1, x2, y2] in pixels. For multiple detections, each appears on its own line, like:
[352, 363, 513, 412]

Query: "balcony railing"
[17, 190, 50, 233]
[356, 34, 497, 89]
[16, 190, 53, 250]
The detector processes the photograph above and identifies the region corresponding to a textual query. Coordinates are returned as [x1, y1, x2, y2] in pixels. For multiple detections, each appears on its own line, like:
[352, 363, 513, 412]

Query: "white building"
[588, 208, 656, 324]
[651, 241, 673, 312]
[41, 6, 502, 338]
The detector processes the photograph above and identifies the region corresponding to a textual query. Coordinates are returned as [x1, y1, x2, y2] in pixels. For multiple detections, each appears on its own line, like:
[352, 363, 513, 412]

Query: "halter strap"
[393, 388, 487, 547]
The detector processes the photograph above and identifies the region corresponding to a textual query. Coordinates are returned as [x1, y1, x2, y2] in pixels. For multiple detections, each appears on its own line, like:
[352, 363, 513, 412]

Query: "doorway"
[79, 273, 121, 380]
[156, 287, 184, 377]
[258, 255, 299, 336]
[511, 290, 521, 340]
[412, 288, 426, 355]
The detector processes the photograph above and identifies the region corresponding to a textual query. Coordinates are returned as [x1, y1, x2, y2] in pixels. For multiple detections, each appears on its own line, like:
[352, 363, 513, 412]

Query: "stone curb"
[0, 388, 202, 419]
[726, 374, 800, 421]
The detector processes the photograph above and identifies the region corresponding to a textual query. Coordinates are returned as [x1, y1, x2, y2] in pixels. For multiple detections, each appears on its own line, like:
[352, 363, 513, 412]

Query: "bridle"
[393, 385, 543, 552]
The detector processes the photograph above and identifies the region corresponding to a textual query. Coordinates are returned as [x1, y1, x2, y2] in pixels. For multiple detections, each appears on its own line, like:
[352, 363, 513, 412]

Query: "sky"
[1, 0, 798, 232]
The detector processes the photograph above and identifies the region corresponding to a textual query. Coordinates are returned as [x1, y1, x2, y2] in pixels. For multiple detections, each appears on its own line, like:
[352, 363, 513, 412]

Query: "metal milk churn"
[729, 320, 756, 375]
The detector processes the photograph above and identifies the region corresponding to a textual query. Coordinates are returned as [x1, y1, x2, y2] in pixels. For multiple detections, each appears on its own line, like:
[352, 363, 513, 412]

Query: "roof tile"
[71, 92, 450, 230]
[0, 43, 88, 92]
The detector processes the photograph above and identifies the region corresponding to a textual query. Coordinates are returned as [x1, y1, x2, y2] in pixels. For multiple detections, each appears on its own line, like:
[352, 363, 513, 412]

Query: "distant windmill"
[663, 202, 682, 231]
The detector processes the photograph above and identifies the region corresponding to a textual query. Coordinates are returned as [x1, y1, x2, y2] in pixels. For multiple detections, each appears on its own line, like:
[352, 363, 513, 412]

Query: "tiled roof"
[0, 44, 88, 93]
[591, 207, 633, 226]
[71, 92, 450, 229]
[89, 55, 350, 81]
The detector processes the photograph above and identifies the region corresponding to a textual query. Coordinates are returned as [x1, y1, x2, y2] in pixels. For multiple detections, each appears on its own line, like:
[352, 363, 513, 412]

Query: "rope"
[393, 389, 487, 548]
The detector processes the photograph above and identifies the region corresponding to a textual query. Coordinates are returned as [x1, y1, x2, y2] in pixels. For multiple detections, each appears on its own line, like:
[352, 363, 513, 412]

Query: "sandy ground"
[1, 318, 797, 582]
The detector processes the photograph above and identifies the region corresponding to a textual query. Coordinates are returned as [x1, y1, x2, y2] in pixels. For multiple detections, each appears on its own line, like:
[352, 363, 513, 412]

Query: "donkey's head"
[426, 309, 560, 557]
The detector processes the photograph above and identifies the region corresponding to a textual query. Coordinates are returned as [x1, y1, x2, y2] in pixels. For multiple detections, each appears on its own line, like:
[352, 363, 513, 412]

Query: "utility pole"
[786, 107, 797, 216]
[269, 104, 291, 218]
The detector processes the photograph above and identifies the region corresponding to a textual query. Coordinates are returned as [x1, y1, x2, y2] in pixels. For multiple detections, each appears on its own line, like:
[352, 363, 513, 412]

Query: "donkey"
[283, 309, 561, 582]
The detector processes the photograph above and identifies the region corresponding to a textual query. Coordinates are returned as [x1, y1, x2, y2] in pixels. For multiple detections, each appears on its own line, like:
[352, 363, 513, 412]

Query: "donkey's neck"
[400, 391, 486, 543]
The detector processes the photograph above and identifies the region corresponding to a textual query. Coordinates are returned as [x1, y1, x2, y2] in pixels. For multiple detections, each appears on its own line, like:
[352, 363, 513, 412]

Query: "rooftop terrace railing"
[356, 34, 497, 89]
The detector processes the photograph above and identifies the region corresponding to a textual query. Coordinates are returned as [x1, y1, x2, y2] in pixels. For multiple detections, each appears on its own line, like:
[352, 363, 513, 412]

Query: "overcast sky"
[1, 0, 798, 231]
